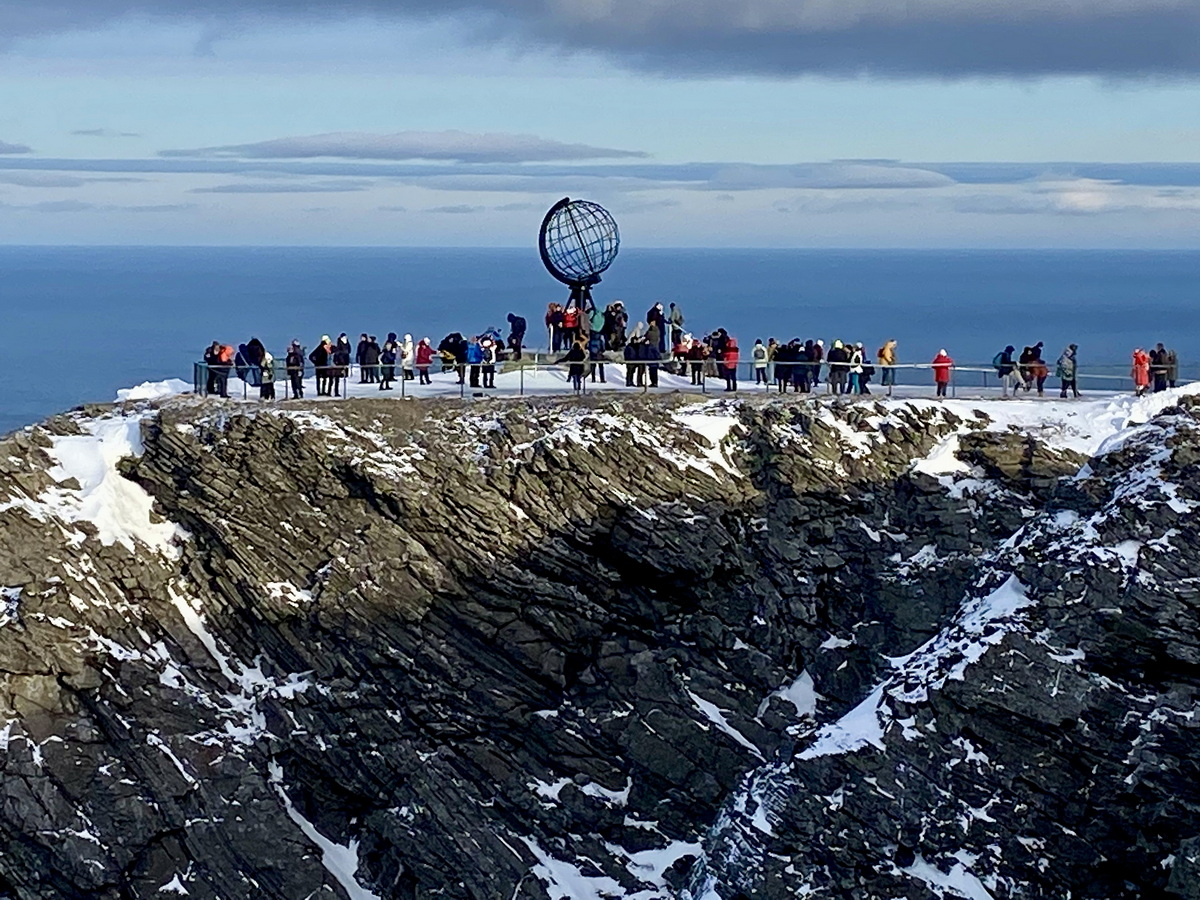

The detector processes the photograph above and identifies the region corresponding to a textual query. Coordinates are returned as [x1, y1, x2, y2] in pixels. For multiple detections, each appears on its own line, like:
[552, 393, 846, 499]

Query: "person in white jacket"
[401, 334, 416, 381]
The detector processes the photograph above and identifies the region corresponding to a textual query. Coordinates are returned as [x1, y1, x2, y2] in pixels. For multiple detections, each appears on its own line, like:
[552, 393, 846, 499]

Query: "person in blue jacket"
[465, 336, 484, 388]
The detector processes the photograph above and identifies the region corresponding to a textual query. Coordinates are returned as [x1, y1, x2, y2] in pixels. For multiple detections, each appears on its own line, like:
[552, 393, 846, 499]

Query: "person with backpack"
[285, 340, 305, 399]
[848, 342, 865, 395]
[752, 339, 768, 385]
[587, 329, 607, 383]
[877, 340, 897, 388]
[932, 349, 954, 398]
[993, 345, 1023, 397]
[1056, 344, 1079, 398]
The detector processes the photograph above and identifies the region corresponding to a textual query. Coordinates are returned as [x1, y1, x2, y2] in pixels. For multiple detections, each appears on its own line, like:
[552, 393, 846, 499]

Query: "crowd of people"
[200, 302, 1183, 402]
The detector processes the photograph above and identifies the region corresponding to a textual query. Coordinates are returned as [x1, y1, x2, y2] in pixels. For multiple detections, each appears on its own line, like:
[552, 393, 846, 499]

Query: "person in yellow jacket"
[877, 339, 897, 388]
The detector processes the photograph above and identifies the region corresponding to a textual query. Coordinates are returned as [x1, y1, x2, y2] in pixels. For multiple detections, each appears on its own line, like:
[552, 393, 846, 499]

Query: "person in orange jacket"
[723, 338, 740, 392]
[1132, 348, 1151, 396]
[931, 349, 954, 398]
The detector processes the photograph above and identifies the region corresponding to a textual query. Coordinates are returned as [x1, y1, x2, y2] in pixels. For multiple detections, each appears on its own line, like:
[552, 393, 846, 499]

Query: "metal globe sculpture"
[539, 197, 620, 310]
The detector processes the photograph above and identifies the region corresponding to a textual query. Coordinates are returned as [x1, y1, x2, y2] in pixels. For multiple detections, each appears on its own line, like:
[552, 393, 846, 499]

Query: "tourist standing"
[259, 351, 276, 401]
[752, 339, 768, 385]
[285, 340, 305, 399]
[993, 345, 1023, 397]
[668, 303, 685, 346]
[355, 333, 371, 383]
[481, 339, 497, 388]
[507, 313, 527, 361]
[588, 329, 607, 383]
[932, 349, 954, 398]
[332, 335, 352, 397]
[723, 338, 739, 392]
[466, 336, 484, 388]
[401, 334, 416, 380]
[848, 343, 864, 395]
[416, 338, 434, 385]
[1132, 348, 1151, 396]
[878, 340, 897, 388]
[203, 341, 221, 395]
[1166, 347, 1179, 389]
[380, 337, 397, 390]
[1056, 345, 1079, 398]
[310, 336, 332, 396]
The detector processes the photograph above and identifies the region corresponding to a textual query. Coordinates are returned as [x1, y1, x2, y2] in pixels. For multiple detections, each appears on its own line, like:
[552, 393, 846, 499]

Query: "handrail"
[192, 356, 1193, 402]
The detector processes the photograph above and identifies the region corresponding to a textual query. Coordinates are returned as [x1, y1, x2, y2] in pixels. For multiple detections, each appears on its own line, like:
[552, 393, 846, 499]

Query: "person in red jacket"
[723, 338, 740, 392]
[932, 349, 954, 398]
[415, 338, 435, 385]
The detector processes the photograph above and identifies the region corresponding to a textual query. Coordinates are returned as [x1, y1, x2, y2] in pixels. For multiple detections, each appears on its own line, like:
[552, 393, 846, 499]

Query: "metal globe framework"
[539, 198, 620, 309]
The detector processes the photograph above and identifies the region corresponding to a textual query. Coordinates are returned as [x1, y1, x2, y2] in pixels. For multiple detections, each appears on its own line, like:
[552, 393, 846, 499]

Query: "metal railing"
[193, 355, 1193, 403]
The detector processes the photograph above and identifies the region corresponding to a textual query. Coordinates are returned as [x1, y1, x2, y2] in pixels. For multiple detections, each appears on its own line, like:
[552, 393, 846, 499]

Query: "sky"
[3, 3, 1200, 247]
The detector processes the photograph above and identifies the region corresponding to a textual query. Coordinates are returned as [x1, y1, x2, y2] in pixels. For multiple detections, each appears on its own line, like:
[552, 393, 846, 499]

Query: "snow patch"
[116, 379, 191, 403]
[903, 855, 995, 900]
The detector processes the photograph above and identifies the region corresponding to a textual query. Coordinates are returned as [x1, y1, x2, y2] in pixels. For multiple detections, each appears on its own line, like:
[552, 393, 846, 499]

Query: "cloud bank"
[0, 141, 32, 154]
[161, 131, 648, 164]
[4, 1, 1200, 77]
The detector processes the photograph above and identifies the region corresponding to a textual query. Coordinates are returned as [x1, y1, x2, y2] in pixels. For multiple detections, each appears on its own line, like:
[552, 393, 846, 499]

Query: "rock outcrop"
[1, 390, 1198, 899]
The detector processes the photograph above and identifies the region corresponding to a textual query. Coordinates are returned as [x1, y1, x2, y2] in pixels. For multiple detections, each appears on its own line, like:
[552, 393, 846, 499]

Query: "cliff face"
[0, 390, 1198, 900]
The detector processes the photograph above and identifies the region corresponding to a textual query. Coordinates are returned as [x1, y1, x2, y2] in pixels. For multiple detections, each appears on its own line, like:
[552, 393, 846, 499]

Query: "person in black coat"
[356, 333, 371, 383]
[203, 341, 221, 395]
[285, 341, 305, 398]
[557, 339, 588, 391]
[362, 336, 381, 385]
[506, 313, 527, 361]
[332, 335, 352, 397]
[309, 336, 333, 396]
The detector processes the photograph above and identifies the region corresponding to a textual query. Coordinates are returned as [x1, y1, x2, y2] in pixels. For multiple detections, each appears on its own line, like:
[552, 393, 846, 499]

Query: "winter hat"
[856, 342, 864, 349]
[833, 340, 843, 349]
[939, 349, 947, 355]
[404, 333, 412, 341]
[321, 334, 331, 343]
[1069, 344, 1078, 350]
[817, 340, 824, 347]
[755, 338, 763, 344]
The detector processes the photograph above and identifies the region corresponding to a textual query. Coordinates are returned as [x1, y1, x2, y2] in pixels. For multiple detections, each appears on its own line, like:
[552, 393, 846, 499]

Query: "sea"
[2, 246, 1198, 436]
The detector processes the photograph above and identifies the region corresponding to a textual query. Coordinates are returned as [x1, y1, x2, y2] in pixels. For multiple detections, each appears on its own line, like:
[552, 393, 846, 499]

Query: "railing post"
[520, 365, 525, 397]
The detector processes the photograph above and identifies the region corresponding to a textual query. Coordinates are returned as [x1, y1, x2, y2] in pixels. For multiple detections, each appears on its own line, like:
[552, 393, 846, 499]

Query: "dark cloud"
[0, 141, 32, 154]
[161, 131, 647, 164]
[71, 128, 141, 138]
[3, 2, 1200, 76]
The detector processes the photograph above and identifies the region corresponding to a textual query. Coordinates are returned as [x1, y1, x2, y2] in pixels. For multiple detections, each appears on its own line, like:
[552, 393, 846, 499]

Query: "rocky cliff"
[1, 388, 1199, 899]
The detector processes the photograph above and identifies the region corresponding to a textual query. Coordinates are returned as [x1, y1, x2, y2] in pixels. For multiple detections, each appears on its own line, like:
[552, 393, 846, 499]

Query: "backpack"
[562, 309, 579, 329]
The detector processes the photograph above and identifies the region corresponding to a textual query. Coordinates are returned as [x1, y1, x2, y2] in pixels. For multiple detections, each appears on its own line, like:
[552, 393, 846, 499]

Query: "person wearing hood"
[993, 345, 1023, 397]
[506, 313, 527, 360]
[722, 338, 740, 392]
[285, 340, 305, 399]
[259, 350, 276, 401]
[932, 349, 954, 398]
[309, 335, 333, 396]
[356, 333, 371, 383]
[1132, 348, 1151, 396]
[1056, 344, 1079, 398]
[332, 334, 352, 397]
[401, 334, 416, 380]
[415, 338, 434, 385]
[752, 339, 768, 385]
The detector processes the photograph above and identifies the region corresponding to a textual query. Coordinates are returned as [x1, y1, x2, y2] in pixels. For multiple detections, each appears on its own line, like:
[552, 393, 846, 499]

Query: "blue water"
[2, 246, 1197, 435]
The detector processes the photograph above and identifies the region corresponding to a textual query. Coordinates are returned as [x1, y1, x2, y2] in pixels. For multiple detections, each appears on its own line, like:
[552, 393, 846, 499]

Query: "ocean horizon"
[3, 245, 1197, 436]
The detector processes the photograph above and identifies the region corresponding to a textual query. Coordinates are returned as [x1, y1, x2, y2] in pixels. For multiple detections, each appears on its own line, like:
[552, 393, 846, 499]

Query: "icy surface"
[116, 379, 191, 403]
